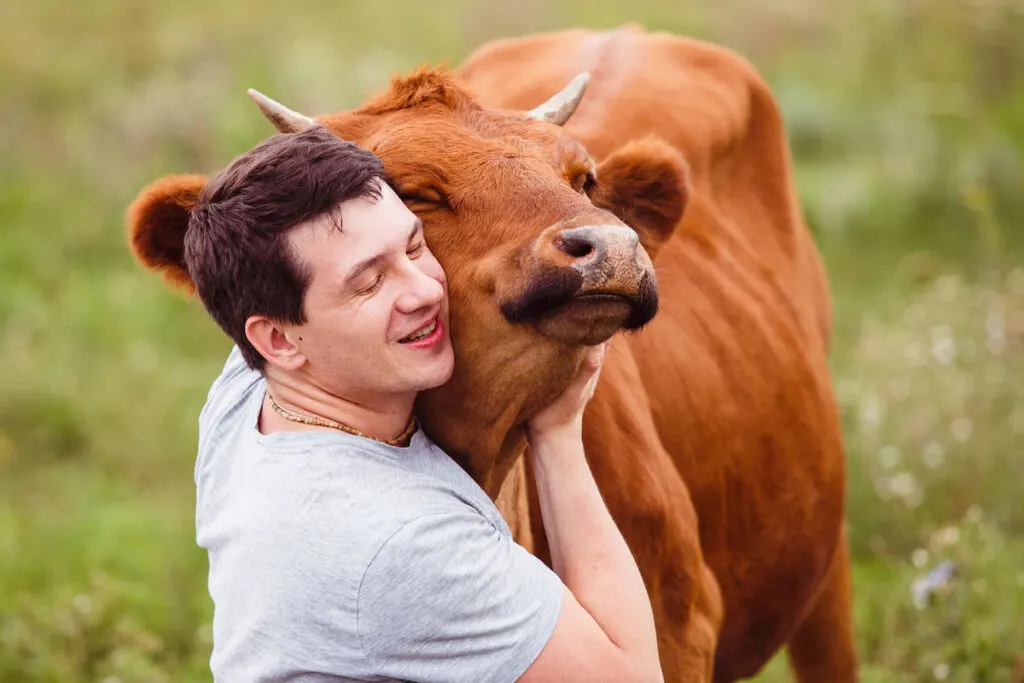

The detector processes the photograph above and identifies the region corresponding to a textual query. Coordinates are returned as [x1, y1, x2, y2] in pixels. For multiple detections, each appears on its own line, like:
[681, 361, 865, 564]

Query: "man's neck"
[261, 369, 415, 444]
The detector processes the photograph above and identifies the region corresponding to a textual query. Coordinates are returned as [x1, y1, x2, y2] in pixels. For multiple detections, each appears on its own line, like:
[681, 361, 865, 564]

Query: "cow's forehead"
[375, 106, 558, 153]
[357, 107, 590, 187]
[319, 70, 598, 212]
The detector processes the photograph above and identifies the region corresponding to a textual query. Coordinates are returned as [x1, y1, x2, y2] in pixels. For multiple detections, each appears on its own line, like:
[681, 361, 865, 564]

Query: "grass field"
[2, 1, 1022, 681]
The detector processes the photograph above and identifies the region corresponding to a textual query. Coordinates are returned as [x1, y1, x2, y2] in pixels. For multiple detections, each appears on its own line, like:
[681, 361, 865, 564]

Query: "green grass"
[2, 1, 1023, 681]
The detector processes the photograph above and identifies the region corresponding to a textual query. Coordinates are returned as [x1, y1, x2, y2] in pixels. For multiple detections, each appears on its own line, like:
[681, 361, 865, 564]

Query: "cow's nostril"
[557, 232, 595, 259]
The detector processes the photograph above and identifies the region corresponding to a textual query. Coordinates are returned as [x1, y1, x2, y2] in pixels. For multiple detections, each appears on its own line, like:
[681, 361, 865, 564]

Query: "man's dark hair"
[184, 126, 388, 370]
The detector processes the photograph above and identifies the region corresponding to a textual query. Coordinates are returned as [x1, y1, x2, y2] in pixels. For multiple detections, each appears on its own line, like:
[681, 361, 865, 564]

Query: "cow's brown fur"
[455, 26, 853, 682]
[126, 25, 854, 683]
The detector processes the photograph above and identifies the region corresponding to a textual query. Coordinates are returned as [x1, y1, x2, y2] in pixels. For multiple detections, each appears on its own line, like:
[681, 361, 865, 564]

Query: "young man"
[185, 126, 662, 682]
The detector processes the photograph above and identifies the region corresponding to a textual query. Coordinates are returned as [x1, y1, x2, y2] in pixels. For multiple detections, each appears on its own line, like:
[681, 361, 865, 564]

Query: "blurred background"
[1, 0, 1022, 681]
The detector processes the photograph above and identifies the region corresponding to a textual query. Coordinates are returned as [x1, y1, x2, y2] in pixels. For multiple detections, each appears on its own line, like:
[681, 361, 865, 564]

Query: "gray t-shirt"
[194, 347, 564, 682]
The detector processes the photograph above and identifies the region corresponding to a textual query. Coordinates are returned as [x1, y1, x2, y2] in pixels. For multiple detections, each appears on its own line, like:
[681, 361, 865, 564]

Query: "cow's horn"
[247, 88, 317, 133]
[526, 72, 591, 126]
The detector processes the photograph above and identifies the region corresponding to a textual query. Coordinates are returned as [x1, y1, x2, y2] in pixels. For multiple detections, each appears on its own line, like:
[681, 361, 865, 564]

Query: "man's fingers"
[579, 342, 609, 399]
[582, 341, 609, 370]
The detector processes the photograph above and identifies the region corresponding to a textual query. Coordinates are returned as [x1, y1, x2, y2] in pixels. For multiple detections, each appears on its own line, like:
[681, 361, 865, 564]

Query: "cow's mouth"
[500, 271, 659, 345]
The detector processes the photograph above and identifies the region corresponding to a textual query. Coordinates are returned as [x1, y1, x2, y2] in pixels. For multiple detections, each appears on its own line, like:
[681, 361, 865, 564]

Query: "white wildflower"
[860, 393, 885, 431]
[985, 311, 1006, 355]
[889, 472, 920, 503]
[951, 416, 974, 443]
[72, 594, 93, 616]
[933, 525, 960, 548]
[931, 325, 955, 365]
[879, 445, 902, 470]
[922, 441, 945, 469]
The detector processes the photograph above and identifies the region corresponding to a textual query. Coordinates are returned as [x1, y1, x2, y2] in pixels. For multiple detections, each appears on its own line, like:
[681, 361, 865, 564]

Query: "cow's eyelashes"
[401, 197, 434, 209]
[398, 187, 446, 206]
[572, 169, 598, 195]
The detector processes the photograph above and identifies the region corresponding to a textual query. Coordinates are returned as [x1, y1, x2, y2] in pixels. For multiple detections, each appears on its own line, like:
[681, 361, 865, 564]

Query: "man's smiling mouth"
[399, 318, 439, 343]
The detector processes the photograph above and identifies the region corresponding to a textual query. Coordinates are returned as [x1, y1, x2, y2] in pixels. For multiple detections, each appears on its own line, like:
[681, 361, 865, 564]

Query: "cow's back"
[458, 26, 848, 679]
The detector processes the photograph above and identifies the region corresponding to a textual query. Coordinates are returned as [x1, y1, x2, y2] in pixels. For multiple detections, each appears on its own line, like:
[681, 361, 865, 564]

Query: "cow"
[126, 24, 854, 683]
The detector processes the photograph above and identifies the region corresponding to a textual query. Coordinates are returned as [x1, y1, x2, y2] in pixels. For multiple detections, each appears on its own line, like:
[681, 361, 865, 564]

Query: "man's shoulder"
[297, 448, 502, 552]
[199, 345, 261, 429]
[275, 430, 508, 538]
[205, 435, 502, 568]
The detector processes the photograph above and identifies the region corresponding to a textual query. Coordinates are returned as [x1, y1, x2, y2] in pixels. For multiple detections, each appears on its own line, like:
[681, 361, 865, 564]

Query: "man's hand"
[526, 341, 608, 443]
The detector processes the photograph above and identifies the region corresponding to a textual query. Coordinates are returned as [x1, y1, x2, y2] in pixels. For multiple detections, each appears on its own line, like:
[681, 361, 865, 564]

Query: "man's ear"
[125, 174, 207, 292]
[590, 137, 690, 261]
[245, 315, 306, 372]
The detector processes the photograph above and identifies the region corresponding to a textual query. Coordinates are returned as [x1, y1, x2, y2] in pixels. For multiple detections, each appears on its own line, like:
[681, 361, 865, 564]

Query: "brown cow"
[127, 25, 854, 683]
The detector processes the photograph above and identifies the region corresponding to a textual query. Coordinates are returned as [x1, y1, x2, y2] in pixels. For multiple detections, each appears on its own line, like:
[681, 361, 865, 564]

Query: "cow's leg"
[526, 454, 723, 682]
[675, 561, 723, 682]
[784, 526, 858, 683]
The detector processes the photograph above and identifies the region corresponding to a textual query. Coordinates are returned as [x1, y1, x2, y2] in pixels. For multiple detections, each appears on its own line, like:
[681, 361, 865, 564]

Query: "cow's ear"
[591, 137, 690, 260]
[125, 174, 207, 293]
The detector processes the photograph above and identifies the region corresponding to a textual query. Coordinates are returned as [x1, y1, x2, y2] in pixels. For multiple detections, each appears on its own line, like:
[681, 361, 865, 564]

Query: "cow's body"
[457, 27, 853, 682]
[128, 24, 856, 683]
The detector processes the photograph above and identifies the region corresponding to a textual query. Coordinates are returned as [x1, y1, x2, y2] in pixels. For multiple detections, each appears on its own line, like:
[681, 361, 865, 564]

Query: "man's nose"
[395, 265, 445, 313]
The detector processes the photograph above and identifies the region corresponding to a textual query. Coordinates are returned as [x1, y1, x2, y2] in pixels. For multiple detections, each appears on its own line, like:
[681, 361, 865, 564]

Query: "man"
[186, 125, 662, 682]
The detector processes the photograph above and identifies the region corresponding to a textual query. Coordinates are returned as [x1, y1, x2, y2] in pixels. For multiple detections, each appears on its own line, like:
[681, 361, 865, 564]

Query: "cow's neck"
[416, 336, 577, 499]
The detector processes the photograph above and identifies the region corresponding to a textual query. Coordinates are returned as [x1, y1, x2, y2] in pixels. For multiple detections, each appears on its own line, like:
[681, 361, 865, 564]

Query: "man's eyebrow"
[342, 219, 426, 289]
[408, 218, 424, 242]
[342, 253, 386, 289]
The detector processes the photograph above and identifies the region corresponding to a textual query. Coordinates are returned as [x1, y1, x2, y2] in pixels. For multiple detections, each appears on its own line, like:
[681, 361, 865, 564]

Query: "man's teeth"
[401, 320, 437, 343]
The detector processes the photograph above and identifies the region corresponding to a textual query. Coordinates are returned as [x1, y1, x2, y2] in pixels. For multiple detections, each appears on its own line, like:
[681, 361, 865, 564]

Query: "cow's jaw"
[530, 276, 658, 344]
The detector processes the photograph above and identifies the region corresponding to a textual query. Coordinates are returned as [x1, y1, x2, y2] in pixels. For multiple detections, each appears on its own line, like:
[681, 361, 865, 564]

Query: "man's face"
[283, 180, 454, 401]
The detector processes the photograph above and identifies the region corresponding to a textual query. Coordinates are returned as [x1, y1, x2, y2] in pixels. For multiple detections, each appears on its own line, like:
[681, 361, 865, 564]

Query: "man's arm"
[355, 343, 661, 683]
[518, 342, 663, 683]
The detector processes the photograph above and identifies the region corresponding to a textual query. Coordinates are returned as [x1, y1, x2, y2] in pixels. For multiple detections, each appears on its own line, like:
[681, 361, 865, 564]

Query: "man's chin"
[408, 347, 455, 392]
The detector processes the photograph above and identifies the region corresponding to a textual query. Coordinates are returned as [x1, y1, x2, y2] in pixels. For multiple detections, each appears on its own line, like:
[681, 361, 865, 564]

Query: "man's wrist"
[527, 421, 584, 457]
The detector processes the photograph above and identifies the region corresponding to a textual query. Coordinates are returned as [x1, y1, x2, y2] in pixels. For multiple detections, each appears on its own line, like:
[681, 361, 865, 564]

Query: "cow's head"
[128, 67, 689, 490]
